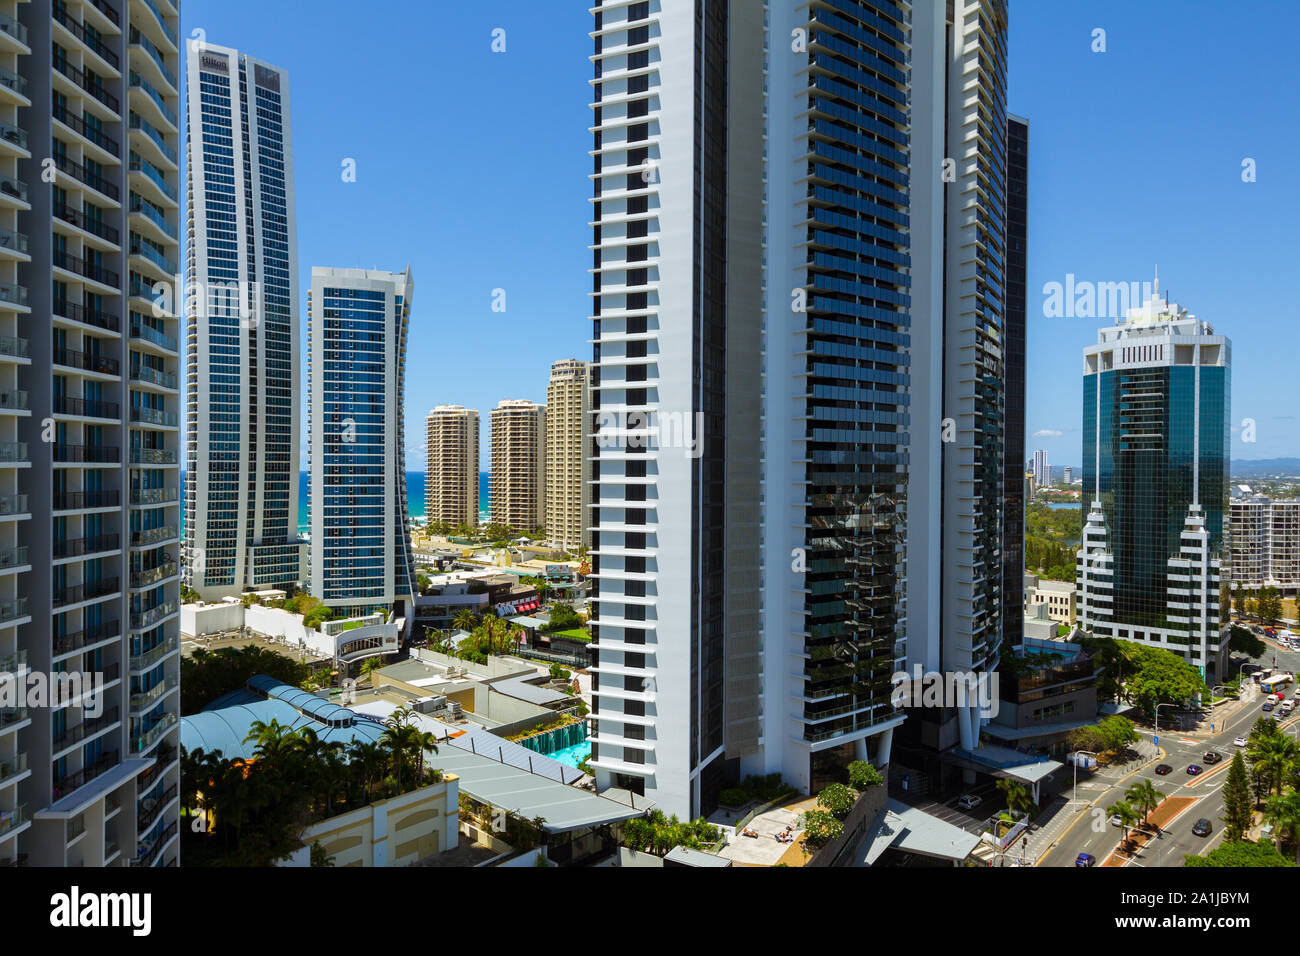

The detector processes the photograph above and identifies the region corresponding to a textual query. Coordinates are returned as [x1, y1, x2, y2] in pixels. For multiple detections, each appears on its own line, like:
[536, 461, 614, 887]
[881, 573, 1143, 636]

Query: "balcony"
[136, 782, 177, 831]
[137, 0, 179, 49]
[0, 753, 26, 785]
[128, 28, 175, 88]
[54, 249, 120, 288]
[0, 226, 27, 256]
[89, 0, 120, 27]
[52, 153, 119, 202]
[130, 365, 176, 389]
[130, 487, 177, 505]
[131, 600, 176, 630]
[130, 321, 177, 352]
[0, 173, 25, 204]
[128, 154, 177, 204]
[53, 576, 121, 608]
[52, 750, 120, 801]
[0, 335, 25, 361]
[129, 678, 177, 715]
[53, 533, 119, 559]
[130, 447, 176, 464]
[0, 282, 25, 308]
[53, 347, 120, 376]
[129, 635, 177, 672]
[0, 441, 26, 462]
[131, 819, 178, 867]
[53, 621, 121, 656]
[130, 524, 176, 547]
[52, 707, 120, 753]
[0, 706, 28, 729]
[55, 6, 119, 68]
[0, 389, 26, 411]
[53, 57, 118, 112]
[0, 9, 28, 49]
[54, 443, 120, 464]
[52, 104, 120, 155]
[128, 113, 176, 166]
[0, 804, 25, 838]
[129, 235, 176, 275]
[54, 395, 120, 420]
[128, 194, 176, 238]
[130, 561, 176, 588]
[0, 546, 28, 570]
[53, 489, 120, 510]
[0, 63, 26, 101]
[53, 299, 121, 334]
[54, 202, 121, 244]
[130, 405, 176, 427]
[128, 72, 176, 126]
[0, 493, 26, 515]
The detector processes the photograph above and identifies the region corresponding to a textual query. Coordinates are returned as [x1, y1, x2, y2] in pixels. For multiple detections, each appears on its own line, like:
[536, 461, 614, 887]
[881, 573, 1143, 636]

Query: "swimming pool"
[546, 739, 592, 769]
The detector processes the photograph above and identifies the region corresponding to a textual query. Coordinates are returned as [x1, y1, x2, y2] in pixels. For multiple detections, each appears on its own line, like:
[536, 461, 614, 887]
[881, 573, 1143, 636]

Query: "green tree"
[1222, 750, 1255, 842]
[1258, 586, 1284, 623]
[1262, 791, 1300, 863]
[181, 645, 311, 715]
[1107, 800, 1142, 848]
[847, 760, 883, 790]
[1228, 625, 1266, 658]
[817, 783, 855, 820]
[997, 778, 1034, 815]
[1125, 778, 1163, 823]
[1247, 734, 1298, 798]
[1184, 840, 1295, 867]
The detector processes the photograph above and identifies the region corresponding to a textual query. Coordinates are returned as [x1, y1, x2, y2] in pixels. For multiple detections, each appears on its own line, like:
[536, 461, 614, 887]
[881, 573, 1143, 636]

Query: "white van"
[1282, 699, 1295, 717]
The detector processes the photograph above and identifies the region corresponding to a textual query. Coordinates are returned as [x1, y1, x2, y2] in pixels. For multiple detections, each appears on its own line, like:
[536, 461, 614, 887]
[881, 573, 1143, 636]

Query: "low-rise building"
[1026, 578, 1076, 626]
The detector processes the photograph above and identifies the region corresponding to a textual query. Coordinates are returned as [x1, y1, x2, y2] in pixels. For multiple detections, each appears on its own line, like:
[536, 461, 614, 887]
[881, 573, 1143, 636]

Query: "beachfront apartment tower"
[1032, 449, 1048, 487]
[1077, 284, 1230, 676]
[425, 404, 479, 529]
[489, 399, 544, 532]
[545, 358, 590, 552]
[1230, 492, 1300, 593]
[587, 0, 1012, 817]
[0, 0, 184, 868]
[1001, 115, 1028, 652]
[183, 44, 304, 600]
[306, 267, 417, 620]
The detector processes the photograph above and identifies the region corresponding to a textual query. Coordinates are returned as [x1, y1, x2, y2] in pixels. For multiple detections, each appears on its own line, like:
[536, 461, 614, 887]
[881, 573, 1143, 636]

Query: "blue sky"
[182, 0, 1299, 470]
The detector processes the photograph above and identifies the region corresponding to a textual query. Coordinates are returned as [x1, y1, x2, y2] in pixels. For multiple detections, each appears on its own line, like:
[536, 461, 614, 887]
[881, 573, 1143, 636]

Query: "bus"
[1260, 675, 1291, 695]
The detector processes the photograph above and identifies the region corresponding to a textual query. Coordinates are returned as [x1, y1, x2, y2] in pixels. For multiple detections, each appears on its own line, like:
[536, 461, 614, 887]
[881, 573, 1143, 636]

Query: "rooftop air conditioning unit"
[447, 701, 463, 718]
[413, 695, 447, 715]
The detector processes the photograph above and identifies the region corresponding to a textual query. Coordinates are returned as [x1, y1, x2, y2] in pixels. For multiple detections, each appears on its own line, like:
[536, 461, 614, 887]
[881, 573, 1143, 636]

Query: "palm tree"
[1125, 779, 1163, 829]
[413, 729, 439, 781]
[1262, 791, 1300, 863]
[1107, 799, 1141, 850]
[1248, 735, 1299, 797]
[996, 778, 1033, 816]
[452, 609, 480, 632]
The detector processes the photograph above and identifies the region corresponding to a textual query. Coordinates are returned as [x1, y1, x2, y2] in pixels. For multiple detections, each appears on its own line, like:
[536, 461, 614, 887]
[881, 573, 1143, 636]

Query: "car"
[1075, 852, 1097, 867]
[1109, 814, 1123, 827]
[1154, 764, 1173, 775]
[1203, 751, 1222, 765]
[1192, 818, 1213, 837]
[1235, 736, 1249, 747]
[1186, 764, 1203, 775]
[1272, 713, 1282, 722]
[956, 794, 981, 810]
[1263, 701, 1274, 712]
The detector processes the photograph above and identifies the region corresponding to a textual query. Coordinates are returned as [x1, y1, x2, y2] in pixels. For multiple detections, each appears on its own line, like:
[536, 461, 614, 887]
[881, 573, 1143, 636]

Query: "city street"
[1040, 630, 1300, 867]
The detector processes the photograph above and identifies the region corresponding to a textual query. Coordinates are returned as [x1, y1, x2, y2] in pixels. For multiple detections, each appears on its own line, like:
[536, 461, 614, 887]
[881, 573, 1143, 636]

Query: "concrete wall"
[181, 601, 245, 637]
[805, 783, 889, 868]
[296, 775, 459, 867]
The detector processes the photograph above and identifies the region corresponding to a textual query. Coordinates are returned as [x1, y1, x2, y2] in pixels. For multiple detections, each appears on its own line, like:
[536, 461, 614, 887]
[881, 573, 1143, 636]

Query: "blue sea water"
[181, 472, 490, 536]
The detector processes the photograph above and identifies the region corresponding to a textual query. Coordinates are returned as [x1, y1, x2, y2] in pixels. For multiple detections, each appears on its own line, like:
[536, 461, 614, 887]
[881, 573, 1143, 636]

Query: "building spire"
[1153, 264, 1159, 297]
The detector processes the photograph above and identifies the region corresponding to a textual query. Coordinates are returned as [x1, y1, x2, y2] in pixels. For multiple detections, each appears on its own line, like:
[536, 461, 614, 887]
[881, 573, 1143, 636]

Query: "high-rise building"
[489, 400, 544, 532]
[587, 0, 1011, 817]
[1077, 284, 1230, 674]
[1032, 449, 1049, 488]
[1063, 465, 1073, 485]
[307, 267, 416, 620]
[3, 0, 183, 868]
[184, 43, 304, 600]
[1229, 490, 1300, 592]
[544, 358, 589, 552]
[425, 404, 479, 529]
[1002, 114, 1029, 654]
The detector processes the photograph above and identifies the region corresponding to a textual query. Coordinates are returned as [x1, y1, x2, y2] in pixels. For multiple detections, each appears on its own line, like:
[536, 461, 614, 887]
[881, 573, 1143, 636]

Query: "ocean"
[181, 472, 490, 536]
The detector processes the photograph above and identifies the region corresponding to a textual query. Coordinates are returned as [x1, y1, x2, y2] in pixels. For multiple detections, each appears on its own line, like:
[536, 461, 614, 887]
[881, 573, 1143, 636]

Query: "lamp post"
[1154, 702, 1178, 756]
[1208, 684, 1227, 734]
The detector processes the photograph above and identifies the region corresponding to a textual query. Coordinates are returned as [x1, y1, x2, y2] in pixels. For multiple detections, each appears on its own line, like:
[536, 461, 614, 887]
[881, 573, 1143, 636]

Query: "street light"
[1154, 702, 1178, 753]
[1208, 685, 1227, 734]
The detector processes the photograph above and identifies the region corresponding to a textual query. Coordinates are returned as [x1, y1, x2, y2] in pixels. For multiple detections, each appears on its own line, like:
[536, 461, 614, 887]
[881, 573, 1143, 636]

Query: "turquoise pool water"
[547, 740, 592, 769]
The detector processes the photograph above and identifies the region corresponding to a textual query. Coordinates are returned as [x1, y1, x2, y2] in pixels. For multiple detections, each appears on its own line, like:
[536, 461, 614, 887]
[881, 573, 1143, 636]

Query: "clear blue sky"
[182, 0, 1300, 471]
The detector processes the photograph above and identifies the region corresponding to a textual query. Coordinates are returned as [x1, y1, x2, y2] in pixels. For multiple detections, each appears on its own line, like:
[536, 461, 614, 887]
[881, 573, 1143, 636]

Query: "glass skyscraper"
[306, 267, 416, 620]
[183, 44, 304, 599]
[1077, 287, 1230, 674]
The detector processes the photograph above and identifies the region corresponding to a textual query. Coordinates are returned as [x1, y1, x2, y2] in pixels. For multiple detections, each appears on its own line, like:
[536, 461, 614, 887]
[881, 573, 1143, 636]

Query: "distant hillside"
[1231, 458, 1300, 478]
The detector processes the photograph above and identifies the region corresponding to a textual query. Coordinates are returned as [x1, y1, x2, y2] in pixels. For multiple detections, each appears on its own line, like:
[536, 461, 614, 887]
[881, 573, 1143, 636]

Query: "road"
[1041, 629, 1300, 867]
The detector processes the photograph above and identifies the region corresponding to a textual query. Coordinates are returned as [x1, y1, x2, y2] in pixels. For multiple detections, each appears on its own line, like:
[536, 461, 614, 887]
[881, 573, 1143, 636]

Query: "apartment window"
[627, 25, 649, 46]
[624, 723, 646, 741]
[625, 699, 645, 716]
[624, 675, 643, 692]
[627, 123, 648, 143]
[625, 508, 646, 526]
